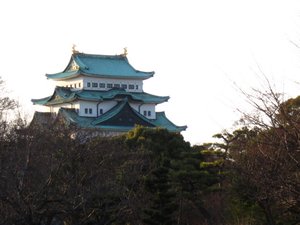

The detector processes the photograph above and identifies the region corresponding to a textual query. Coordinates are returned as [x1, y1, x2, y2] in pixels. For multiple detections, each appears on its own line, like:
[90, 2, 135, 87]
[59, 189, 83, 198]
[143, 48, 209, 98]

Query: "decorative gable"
[69, 60, 79, 71]
[93, 100, 155, 127]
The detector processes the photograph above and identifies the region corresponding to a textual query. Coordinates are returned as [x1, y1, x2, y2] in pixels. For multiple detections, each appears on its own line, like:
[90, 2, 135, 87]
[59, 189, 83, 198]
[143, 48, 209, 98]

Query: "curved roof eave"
[76, 89, 169, 104]
[31, 96, 52, 105]
[153, 111, 187, 132]
[45, 70, 154, 81]
[79, 71, 154, 80]
[32, 87, 78, 106]
[46, 70, 81, 80]
[45, 98, 77, 106]
[123, 56, 155, 79]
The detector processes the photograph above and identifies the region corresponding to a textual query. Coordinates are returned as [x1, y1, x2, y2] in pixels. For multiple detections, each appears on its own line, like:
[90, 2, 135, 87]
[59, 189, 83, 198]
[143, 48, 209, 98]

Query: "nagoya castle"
[31, 46, 187, 136]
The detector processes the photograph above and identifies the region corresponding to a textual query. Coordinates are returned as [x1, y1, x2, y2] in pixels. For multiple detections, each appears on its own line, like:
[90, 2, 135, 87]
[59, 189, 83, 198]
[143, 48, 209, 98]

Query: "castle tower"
[31, 48, 186, 135]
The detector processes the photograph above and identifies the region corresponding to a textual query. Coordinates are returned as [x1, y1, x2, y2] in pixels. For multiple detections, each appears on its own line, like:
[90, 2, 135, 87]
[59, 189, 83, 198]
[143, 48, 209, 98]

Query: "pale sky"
[1, 0, 300, 144]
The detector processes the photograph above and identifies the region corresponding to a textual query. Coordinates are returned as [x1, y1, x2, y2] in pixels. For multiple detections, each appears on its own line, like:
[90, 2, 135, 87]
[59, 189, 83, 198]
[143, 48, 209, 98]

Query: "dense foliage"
[0, 121, 222, 225]
[1, 77, 299, 224]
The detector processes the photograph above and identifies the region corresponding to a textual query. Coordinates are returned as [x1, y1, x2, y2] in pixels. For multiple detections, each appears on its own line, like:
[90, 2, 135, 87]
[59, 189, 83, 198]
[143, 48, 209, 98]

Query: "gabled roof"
[92, 99, 155, 127]
[46, 53, 154, 80]
[56, 101, 186, 133]
[31, 87, 169, 105]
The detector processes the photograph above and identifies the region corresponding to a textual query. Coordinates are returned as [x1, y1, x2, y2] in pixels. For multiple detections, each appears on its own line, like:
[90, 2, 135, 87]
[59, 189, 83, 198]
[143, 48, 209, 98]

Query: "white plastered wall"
[78, 101, 97, 117]
[97, 100, 118, 115]
[56, 77, 83, 90]
[130, 103, 156, 119]
[51, 102, 80, 114]
[140, 103, 156, 119]
[33, 105, 50, 113]
[34, 102, 80, 114]
[77, 100, 155, 119]
[83, 77, 143, 92]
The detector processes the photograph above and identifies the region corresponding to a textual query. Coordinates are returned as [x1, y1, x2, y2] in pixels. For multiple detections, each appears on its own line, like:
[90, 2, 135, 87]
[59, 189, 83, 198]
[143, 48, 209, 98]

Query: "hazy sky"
[1, 0, 300, 144]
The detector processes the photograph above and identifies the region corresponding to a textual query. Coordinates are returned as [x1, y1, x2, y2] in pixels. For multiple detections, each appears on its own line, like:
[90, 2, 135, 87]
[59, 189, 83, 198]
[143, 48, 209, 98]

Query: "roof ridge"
[74, 52, 127, 59]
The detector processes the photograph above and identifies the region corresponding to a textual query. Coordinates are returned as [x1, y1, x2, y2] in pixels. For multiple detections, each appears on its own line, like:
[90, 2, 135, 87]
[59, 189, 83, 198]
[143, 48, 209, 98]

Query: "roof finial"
[72, 44, 79, 54]
[121, 47, 128, 57]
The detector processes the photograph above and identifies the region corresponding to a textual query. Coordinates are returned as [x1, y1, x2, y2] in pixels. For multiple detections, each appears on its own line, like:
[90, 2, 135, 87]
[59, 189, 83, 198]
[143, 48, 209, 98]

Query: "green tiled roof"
[46, 53, 154, 80]
[46, 70, 80, 80]
[32, 87, 169, 105]
[91, 99, 155, 127]
[57, 103, 186, 133]
[31, 96, 52, 105]
[91, 100, 130, 125]
[153, 112, 187, 132]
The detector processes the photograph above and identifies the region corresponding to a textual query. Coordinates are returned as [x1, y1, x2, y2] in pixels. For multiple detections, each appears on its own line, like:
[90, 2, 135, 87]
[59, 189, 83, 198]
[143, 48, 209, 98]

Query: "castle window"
[99, 83, 105, 88]
[74, 84, 77, 88]
[99, 108, 103, 115]
[121, 84, 127, 89]
[148, 111, 151, 117]
[87, 82, 91, 88]
[70, 84, 73, 88]
[85, 108, 88, 114]
[143, 110, 147, 116]
[78, 83, 81, 88]
[129, 84, 134, 90]
[107, 83, 113, 88]
[136, 85, 138, 89]
[92, 82, 98, 88]
[89, 108, 92, 114]
[114, 84, 120, 88]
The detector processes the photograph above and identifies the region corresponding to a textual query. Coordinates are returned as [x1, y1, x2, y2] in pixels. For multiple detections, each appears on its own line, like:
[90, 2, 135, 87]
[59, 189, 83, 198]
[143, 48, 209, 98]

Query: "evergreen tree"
[125, 127, 222, 225]
[143, 162, 177, 225]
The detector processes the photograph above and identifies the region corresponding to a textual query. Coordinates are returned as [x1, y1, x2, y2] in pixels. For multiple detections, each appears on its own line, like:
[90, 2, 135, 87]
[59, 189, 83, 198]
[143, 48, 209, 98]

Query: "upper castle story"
[47, 48, 154, 93]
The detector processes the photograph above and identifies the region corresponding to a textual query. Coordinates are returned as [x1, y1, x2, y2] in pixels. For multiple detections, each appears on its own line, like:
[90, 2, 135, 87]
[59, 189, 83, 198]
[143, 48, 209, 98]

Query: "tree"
[216, 88, 300, 225]
[125, 127, 222, 225]
[0, 119, 222, 224]
[0, 123, 132, 225]
[0, 77, 18, 139]
[0, 77, 17, 115]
